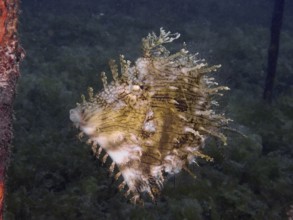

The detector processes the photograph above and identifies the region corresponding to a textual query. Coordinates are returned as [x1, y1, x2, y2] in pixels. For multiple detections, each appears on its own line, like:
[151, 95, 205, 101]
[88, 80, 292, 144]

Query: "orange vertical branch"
[0, 182, 3, 220]
[0, 1, 8, 43]
[0, 0, 24, 219]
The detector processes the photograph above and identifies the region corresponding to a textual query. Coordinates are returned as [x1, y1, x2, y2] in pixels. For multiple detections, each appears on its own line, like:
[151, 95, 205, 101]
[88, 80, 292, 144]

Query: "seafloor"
[5, 0, 293, 219]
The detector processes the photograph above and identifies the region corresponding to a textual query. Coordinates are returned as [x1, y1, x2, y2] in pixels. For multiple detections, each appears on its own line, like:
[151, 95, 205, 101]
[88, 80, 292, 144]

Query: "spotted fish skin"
[69, 28, 230, 204]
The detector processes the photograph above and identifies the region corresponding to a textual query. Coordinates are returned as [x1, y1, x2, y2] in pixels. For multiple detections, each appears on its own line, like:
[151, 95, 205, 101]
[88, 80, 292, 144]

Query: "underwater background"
[5, 0, 293, 219]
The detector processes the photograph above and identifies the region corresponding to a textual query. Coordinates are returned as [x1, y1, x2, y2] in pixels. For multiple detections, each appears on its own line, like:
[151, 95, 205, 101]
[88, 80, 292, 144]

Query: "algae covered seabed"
[5, 0, 293, 219]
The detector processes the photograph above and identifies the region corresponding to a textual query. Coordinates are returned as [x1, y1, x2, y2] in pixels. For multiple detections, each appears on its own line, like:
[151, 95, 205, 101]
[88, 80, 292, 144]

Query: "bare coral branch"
[0, 0, 23, 218]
